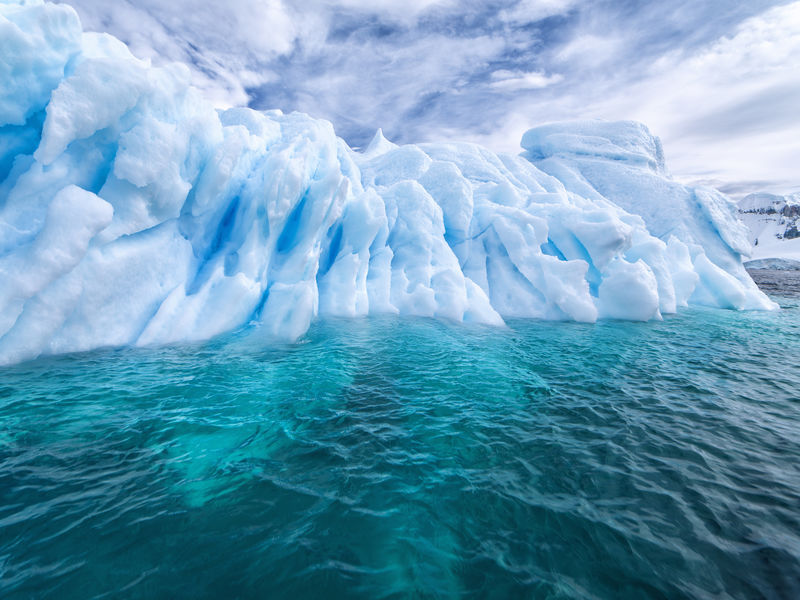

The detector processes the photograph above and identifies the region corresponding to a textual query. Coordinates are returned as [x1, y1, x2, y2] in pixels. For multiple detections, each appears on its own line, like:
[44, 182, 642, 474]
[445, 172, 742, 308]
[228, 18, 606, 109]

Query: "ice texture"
[0, 1, 776, 365]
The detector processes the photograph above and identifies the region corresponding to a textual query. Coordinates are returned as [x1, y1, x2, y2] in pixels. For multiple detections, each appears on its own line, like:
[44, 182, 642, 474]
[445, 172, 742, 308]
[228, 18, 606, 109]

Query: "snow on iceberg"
[0, 1, 776, 365]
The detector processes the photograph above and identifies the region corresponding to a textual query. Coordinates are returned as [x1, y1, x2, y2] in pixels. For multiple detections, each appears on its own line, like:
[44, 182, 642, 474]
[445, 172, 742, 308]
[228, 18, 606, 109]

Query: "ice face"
[0, 1, 777, 365]
[520, 120, 770, 310]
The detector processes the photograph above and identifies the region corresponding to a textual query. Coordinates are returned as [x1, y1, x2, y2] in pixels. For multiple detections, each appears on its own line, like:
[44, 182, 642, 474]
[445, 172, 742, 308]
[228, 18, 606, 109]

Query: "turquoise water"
[2, 295, 800, 598]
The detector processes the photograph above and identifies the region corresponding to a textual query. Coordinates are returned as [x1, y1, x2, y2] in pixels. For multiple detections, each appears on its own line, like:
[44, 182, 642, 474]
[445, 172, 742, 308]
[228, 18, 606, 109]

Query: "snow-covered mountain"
[0, 0, 776, 365]
[738, 193, 800, 266]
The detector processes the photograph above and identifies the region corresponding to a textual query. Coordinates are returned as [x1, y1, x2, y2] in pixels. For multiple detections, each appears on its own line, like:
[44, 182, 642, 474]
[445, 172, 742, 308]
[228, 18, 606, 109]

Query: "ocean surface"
[1, 278, 799, 599]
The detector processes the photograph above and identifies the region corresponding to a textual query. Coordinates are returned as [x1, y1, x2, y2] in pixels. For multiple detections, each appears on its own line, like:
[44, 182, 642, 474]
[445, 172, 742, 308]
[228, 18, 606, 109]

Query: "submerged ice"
[0, 0, 776, 365]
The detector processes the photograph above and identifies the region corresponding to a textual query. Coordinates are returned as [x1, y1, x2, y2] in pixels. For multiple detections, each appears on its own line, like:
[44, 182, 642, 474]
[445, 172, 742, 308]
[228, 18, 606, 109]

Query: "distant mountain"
[738, 193, 800, 266]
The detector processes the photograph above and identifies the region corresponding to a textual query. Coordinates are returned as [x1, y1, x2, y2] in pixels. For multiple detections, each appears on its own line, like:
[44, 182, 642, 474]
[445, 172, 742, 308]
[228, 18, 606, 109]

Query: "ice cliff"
[0, 0, 776, 365]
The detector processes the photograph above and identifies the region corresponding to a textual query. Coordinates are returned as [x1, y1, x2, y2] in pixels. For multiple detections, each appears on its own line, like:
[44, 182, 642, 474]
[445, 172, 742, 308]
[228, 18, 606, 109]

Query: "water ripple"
[1, 304, 800, 598]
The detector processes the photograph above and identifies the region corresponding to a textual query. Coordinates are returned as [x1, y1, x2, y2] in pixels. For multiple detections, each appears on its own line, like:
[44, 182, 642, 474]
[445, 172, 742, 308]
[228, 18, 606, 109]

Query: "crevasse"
[0, 0, 776, 365]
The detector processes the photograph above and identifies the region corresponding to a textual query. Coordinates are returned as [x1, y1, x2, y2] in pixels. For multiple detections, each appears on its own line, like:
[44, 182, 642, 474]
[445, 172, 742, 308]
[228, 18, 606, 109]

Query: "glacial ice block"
[0, 0, 777, 365]
[521, 120, 773, 311]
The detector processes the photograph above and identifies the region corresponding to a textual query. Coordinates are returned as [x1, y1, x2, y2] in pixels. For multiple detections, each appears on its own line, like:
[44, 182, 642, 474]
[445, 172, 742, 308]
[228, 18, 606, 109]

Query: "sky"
[60, 0, 800, 197]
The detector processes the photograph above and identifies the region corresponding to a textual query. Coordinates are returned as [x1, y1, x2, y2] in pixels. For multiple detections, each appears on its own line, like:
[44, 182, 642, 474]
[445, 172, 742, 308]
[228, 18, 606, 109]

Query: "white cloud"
[489, 69, 563, 90]
[60, 0, 461, 107]
[326, 0, 455, 21]
[60, 0, 300, 107]
[605, 1, 800, 189]
[500, 0, 578, 23]
[287, 32, 507, 136]
[554, 34, 623, 68]
[476, 1, 800, 194]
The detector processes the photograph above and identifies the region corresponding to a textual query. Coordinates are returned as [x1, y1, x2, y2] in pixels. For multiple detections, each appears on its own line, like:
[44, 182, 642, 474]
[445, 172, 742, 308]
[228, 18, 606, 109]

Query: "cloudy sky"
[61, 0, 799, 196]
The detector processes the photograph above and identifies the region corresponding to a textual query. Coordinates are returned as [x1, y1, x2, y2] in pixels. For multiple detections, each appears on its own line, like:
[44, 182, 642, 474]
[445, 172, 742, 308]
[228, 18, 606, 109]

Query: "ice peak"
[362, 128, 398, 158]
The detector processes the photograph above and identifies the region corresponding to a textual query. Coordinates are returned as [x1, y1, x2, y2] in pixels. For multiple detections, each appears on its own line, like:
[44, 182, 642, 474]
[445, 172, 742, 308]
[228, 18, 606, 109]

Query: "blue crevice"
[206, 195, 240, 260]
[276, 192, 308, 254]
[318, 222, 343, 278]
[567, 232, 602, 297]
[0, 110, 45, 186]
[540, 238, 567, 261]
[184, 195, 241, 295]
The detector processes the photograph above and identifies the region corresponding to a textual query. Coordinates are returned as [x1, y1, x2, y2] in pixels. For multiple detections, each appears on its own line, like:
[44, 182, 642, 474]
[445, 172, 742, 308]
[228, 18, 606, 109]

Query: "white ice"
[0, 0, 777, 365]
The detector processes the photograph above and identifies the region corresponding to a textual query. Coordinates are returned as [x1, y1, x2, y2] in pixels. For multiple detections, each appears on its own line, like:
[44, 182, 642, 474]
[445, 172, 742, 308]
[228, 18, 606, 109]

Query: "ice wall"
[0, 0, 776, 365]
[520, 120, 770, 312]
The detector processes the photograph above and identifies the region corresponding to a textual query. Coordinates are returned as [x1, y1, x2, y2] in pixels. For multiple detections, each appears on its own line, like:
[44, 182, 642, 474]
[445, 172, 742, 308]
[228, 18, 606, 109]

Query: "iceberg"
[0, 0, 776, 365]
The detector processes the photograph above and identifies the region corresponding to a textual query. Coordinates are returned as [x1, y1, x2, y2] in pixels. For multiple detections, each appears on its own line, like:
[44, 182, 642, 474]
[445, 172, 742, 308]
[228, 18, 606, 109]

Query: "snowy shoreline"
[739, 193, 800, 265]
